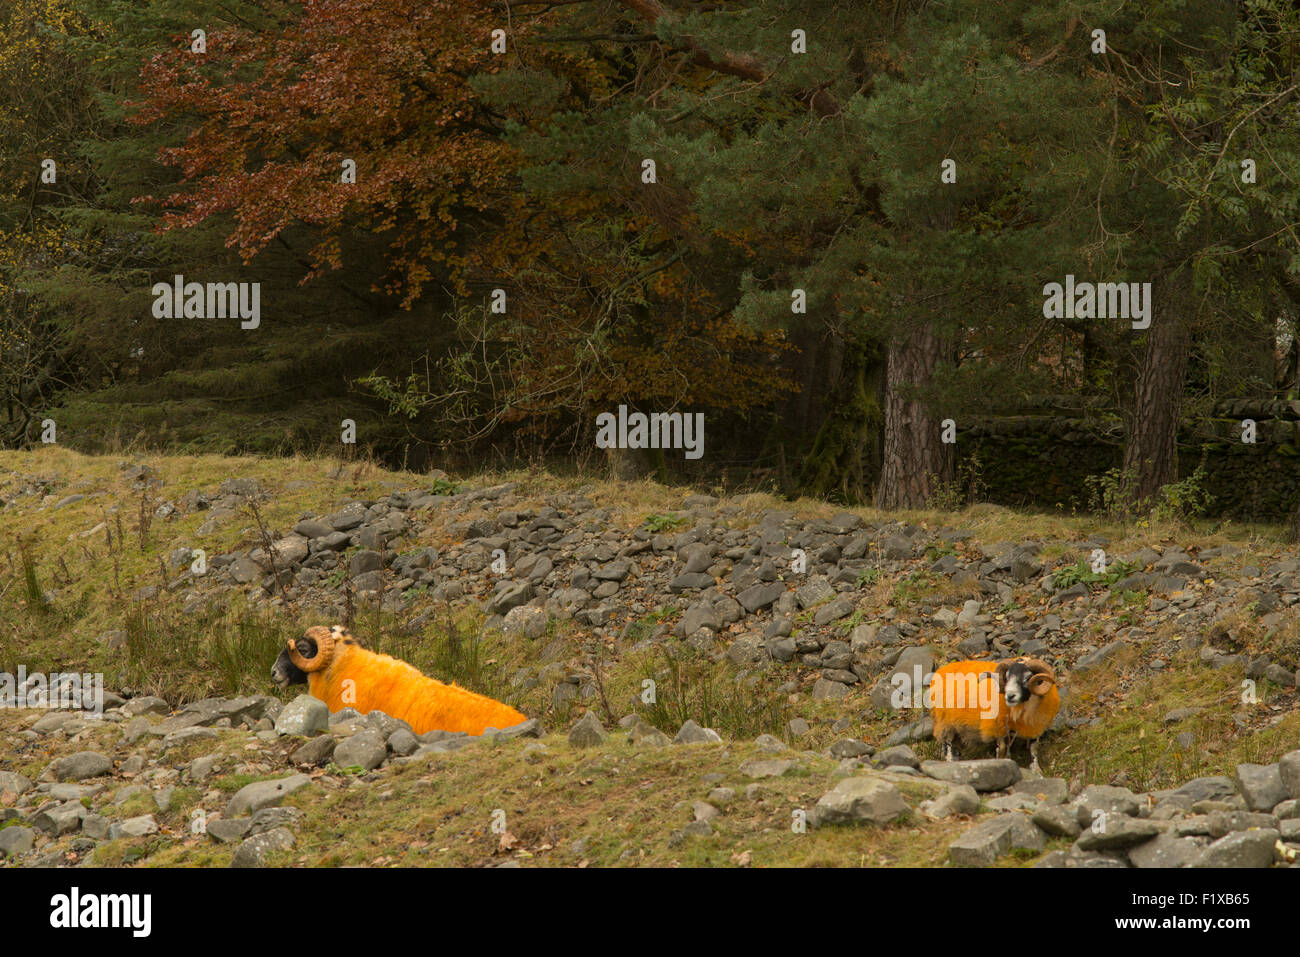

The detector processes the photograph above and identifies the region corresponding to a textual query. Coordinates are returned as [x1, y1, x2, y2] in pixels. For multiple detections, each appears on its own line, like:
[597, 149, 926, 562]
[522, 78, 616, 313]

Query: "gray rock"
[114, 814, 159, 838]
[691, 800, 720, 823]
[124, 695, 170, 716]
[874, 745, 919, 769]
[956, 599, 982, 627]
[1175, 776, 1237, 803]
[1278, 750, 1300, 800]
[349, 549, 384, 575]
[795, 576, 836, 608]
[32, 802, 82, 837]
[333, 729, 388, 770]
[1032, 804, 1082, 838]
[1234, 763, 1285, 812]
[387, 728, 419, 756]
[920, 759, 1020, 792]
[1273, 798, 1300, 820]
[248, 806, 303, 837]
[813, 597, 856, 626]
[158, 727, 218, 753]
[873, 645, 934, 711]
[668, 572, 714, 592]
[275, 694, 329, 736]
[49, 751, 112, 781]
[33, 712, 74, 734]
[764, 636, 796, 662]
[365, 710, 415, 739]
[674, 719, 722, 744]
[568, 711, 607, 748]
[0, 771, 32, 796]
[1074, 784, 1140, 823]
[626, 718, 671, 748]
[227, 555, 262, 583]
[502, 605, 549, 639]
[739, 759, 795, 779]
[206, 817, 253, 843]
[828, 738, 874, 760]
[1128, 832, 1203, 868]
[726, 634, 765, 667]
[1013, 777, 1069, 804]
[293, 519, 334, 538]
[1206, 810, 1276, 838]
[1191, 829, 1279, 868]
[949, 813, 1044, 866]
[737, 581, 786, 613]
[812, 776, 909, 827]
[219, 477, 261, 498]
[849, 623, 880, 651]
[290, 735, 337, 767]
[983, 794, 1044, 813]
[230, 827, 296, 868]
[225, 773, 312, 818]
[1074, 816, 1159, 850]
[919, 785, 980, 820]
[812, 677, 850, 700]
[0, 826, 36, 857]
[494, 718, 545, 740]
[677, 602, 722, 635]
[486, 581, 533, 616]
[189, 755, 218, 783]
[933, 608, 958, 628]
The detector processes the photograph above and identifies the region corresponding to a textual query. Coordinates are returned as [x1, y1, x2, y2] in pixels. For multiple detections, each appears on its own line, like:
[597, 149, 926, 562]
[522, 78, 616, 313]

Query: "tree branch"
[617, 0, 840, 116]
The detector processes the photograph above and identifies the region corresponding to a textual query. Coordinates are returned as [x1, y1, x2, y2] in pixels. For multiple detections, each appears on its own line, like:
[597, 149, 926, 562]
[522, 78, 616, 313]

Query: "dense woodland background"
[3, 0, 1300, 516]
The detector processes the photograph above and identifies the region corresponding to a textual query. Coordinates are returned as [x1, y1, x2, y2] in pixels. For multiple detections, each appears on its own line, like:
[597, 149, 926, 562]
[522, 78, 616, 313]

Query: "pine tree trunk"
[1122, 310, 1191, 504]
[876, 325, 954, 509]
[796, 336, 885, 502]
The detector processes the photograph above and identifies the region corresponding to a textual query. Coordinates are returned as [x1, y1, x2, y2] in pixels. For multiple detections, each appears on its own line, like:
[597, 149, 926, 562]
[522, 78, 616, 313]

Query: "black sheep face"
[1001, 661, 1039, 705]
[270, 636, 316, 689]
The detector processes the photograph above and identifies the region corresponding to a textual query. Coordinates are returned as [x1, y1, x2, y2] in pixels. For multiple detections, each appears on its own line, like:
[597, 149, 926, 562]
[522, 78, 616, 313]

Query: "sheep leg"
[1029, 738, 1042, 774]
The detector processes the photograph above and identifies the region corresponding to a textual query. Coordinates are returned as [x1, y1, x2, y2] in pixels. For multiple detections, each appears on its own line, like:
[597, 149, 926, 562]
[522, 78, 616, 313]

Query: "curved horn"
[1021, 657, 1057, 681]
[1027, 672, 1056, 695]
[287, 625, 336, 672]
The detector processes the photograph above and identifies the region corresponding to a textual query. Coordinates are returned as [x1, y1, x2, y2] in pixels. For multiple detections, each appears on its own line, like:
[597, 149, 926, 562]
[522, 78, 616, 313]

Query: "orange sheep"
[929, 657, 1060, 771]
[271, 625, 526, 736]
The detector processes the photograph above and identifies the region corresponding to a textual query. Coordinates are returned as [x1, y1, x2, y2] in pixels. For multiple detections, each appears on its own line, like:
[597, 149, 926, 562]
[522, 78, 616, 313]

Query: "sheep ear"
[1028, 673, 1055, 695]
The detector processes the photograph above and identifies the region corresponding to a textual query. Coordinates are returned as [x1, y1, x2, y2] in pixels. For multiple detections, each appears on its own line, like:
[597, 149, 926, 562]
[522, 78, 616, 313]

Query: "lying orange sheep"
[272, 624, 526, 736]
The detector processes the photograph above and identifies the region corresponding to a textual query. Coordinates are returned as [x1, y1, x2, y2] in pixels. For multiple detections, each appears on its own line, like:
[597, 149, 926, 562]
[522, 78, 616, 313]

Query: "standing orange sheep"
[929, 656, 1060, 772]
[271, 625, 526, 736]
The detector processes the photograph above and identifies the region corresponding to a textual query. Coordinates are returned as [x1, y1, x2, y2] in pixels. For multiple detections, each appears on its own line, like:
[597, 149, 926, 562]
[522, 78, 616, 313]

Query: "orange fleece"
[308, 643, 526, 736]
[930, 659, 1060, 744]
[930, 660, 1007, 744]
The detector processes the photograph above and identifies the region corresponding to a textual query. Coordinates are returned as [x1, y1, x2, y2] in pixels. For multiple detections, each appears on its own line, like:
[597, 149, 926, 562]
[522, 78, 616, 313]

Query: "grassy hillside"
[2, 449, 1299, 867]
